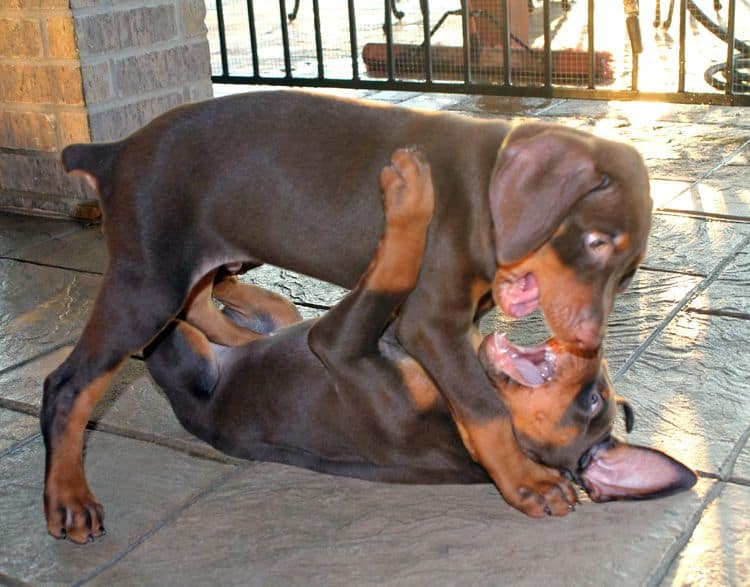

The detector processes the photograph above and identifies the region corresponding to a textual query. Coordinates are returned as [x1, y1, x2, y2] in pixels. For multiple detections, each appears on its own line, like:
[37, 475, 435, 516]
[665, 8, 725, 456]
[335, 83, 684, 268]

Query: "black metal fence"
[207, 0, 750, 105]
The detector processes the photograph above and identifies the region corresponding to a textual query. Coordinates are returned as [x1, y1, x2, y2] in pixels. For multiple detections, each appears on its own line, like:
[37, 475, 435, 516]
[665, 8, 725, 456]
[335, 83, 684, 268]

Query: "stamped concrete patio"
[0, 88, 748, 586]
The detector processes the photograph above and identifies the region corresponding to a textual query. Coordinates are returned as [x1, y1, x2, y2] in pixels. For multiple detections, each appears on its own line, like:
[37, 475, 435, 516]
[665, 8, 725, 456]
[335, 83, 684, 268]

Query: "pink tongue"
[488, 333, 553, 388]
[497, 273, 540, 318]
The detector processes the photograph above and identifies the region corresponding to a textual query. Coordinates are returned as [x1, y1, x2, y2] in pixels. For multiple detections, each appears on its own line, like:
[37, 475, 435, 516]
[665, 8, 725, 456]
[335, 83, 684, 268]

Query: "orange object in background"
[472, 0, 529, 47]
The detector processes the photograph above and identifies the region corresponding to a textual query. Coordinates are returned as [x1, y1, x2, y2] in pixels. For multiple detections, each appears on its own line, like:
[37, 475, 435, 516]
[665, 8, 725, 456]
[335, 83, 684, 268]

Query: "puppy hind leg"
[183, 271, 264, 346]
[213, 275, 303, 334]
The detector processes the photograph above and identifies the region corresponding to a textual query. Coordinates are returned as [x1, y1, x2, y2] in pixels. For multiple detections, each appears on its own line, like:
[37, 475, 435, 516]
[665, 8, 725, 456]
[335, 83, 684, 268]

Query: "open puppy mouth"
[495, 272, 539, 318]
[481, 332, 556, 387]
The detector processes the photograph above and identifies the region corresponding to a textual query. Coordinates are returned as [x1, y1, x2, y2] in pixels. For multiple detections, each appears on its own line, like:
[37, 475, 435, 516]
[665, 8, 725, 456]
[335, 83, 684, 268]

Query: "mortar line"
[718, 420, 750, 481]
[0, 432, 41, 461]
[657, 209, 750, 224]
[0, 255, 103, 276]
[73, 466, 244, 587]
[83, 421, 246, 465]
[531, 98, 566, 115]
[646, 479, 726, 587]
[613, 233, 750, 381]
[0, 340, 76, 377]
[0, 225, 84, 257]
[686, 307, 750, 321]
[639, 265, 707, 278]
[0, 397, 39, 417]
[728, 477, 750, 488]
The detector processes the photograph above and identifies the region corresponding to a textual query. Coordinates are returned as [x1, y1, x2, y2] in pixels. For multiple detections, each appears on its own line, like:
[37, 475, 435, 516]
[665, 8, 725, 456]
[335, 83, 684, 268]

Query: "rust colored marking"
[184, 271, 261, 346]
[613, 232, 631, 251]
[396, 356, 441, 412]
[459, 415, 576, 516]
[367, 150, 434, 294]
[175, 320, 214, 361]
[499, 341, 601, 450]
[69, 169, 99, 193]
[494, 242, 599, 348]
[213, 275, 302, 329]
[45, 363, 123, 542]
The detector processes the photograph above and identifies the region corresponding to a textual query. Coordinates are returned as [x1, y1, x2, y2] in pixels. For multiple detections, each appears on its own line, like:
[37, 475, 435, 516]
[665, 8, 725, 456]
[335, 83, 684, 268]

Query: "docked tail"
[61, 142, 120, 197]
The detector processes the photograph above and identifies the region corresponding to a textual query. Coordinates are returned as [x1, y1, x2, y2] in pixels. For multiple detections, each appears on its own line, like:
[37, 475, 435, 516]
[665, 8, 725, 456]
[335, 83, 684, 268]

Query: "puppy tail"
[61, 142, 121, 197]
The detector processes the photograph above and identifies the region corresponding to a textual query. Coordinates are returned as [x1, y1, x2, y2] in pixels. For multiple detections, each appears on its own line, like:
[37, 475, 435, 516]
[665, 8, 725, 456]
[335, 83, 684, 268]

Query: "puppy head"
[478, 333, 696, 501]
[489, 123, 652, 351]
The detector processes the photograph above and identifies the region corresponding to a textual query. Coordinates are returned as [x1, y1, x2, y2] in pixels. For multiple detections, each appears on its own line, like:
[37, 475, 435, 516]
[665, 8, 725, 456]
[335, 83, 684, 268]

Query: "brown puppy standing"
[145, 151, 694, 513]
[46, 91, 652, 542]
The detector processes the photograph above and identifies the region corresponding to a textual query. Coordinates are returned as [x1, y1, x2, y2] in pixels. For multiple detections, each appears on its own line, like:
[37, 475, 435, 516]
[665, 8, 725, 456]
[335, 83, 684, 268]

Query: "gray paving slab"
[0, 213, 81, 256]
[0, 346, 72, 407]
[450, 95, 558, 116]
[0, 408, 38, 454]
[650, 178, 693, 209]
[728, 149, 749, 166]
[663, 483, 750, 586]
[526, 114, 748, 180]
[645, 216, 750, 275]
[483, 268, 702, 373]
[690, 251, 750, 317]
[13, 224, 107, 275]
[239, 264, 347, 309]
[542, 100, 750, 128]
[87, 462, 712, 587]
[667, 164, 750, 219]
[398, 92, 469, 111]
[0, 431, 236, 586]
[592, 122, 750, 180]
[0, 260, 99, 372]
[615, 312, 750, 475]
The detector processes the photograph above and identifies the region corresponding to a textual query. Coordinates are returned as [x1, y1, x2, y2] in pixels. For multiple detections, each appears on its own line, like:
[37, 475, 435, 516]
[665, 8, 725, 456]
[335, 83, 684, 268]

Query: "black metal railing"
[207, 0, 750, 105]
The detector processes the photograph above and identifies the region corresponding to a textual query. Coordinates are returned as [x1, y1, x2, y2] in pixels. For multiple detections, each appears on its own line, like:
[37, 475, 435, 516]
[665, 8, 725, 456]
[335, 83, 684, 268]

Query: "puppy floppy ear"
[580, 439, 697, 502]
[489, 127, 605, 264]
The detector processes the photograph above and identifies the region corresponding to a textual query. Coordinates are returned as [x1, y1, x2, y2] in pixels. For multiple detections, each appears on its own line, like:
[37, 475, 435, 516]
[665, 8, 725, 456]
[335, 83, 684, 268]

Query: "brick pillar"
[0, 0, 212, 218]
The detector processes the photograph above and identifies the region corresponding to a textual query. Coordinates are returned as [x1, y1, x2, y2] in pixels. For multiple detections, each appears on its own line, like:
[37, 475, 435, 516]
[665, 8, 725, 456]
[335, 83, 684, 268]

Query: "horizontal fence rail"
[207, 0, 750, 105]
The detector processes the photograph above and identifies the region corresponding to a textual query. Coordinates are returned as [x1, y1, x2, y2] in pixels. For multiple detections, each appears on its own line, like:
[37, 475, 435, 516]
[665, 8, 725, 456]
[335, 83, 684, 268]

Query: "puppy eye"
[577, 380, 603, 417]
[589, 390, 601, 412]
[585, 232, 612, 252]
[595, 175, 611, 191]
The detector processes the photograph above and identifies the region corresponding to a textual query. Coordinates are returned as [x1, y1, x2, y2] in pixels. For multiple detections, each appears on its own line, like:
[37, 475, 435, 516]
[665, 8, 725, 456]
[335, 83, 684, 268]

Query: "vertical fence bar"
[543, 0, 552, 88]
[421, 0, 433, 83]
[312, 0, 324, 78]
[384, 0, 395, 81]
[278, 0, 293, 78]
[587, 0, 595, 89]
[502, 0, 511, 85]
[246, 0, 259, 78]
[347, 0, 359, 79]
[461, 0, 472, 85]
[725, 0, 737, 95]
[678, 0, 686, 92]
[215, 0, 229, 76]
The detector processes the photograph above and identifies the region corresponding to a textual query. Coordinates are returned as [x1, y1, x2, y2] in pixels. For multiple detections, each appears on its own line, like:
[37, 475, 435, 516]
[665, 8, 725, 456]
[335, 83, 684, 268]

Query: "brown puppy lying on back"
[45, 91, 653, 542]
[142, 151, 693, 525]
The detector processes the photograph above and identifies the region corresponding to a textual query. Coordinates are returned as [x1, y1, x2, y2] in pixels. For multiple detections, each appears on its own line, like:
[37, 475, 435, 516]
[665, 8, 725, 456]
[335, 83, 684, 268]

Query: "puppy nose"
[575, 320, 604, 350]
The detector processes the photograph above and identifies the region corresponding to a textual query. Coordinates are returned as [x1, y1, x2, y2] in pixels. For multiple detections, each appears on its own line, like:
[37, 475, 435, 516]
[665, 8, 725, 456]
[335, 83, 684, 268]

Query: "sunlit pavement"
[0, 88, 748, 586]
